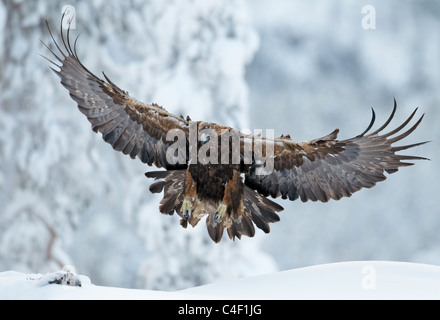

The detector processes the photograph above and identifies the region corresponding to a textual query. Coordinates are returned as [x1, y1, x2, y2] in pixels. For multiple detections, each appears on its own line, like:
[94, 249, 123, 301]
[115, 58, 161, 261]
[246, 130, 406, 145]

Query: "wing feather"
[43, 20, 188, 169]
[245, 101, 428, 202]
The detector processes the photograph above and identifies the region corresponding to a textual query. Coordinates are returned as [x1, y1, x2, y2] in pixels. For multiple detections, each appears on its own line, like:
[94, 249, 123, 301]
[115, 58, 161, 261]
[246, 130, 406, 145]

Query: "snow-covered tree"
[0, 0, 276, 290]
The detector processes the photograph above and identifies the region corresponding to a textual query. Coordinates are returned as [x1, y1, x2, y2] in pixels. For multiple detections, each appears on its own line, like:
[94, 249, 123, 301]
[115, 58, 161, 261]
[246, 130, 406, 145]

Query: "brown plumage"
[43, 18, 428, 243]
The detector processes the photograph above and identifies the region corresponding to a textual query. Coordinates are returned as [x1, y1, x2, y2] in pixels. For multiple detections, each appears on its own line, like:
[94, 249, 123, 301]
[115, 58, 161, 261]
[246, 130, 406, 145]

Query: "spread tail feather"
[146, 170, 284, 243]
[207, 186, 283, 243]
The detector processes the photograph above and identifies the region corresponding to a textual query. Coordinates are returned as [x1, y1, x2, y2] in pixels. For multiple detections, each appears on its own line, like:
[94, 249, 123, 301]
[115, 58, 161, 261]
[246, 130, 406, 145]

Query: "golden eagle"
[43, 20, 428, 243]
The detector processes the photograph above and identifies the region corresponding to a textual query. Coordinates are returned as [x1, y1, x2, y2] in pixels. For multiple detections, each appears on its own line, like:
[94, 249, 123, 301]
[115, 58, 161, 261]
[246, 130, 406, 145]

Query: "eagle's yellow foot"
[214, 203, 227, 223]
[181, 199, 192, 220]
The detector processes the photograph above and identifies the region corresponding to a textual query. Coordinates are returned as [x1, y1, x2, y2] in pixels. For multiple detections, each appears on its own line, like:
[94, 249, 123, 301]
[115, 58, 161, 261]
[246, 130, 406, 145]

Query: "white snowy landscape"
[2, 261, 440, 299]
[1, 0, 439, 300]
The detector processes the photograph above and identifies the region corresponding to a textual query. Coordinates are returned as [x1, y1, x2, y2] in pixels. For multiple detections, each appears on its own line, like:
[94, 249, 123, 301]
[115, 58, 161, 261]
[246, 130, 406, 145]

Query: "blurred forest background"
[0, 0, 438, 291]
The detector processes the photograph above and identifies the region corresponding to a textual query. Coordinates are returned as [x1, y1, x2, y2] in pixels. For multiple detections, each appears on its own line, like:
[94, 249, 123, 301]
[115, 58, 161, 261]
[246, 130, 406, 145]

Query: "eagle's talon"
[181, 199, 192, 220]
[214, 203, 227, 223]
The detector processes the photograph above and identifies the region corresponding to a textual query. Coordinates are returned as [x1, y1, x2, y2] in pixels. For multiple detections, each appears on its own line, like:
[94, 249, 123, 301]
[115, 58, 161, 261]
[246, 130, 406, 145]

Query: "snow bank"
[183, 260, 440, 299]
[0, 270, 205, 300]
[1, 261, 440, 300]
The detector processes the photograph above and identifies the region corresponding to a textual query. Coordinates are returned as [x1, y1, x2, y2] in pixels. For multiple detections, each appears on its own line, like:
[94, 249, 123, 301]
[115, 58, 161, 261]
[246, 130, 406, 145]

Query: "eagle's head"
[198, 121, 217, 145]
[198, 121, 237, 144]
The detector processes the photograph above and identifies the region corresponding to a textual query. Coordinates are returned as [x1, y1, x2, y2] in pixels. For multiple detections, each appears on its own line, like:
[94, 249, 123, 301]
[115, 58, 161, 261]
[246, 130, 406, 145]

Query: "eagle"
[42, 19, 428, 243]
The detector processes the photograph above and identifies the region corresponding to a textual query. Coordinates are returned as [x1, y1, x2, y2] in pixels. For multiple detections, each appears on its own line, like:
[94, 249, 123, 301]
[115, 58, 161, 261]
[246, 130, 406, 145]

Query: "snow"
[2, 261, 440, 300]
[183, 261, 440, 300]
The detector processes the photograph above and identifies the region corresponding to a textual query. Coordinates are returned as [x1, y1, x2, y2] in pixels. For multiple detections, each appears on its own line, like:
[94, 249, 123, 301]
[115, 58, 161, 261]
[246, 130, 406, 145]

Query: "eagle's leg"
[181, 200, 192, 221]
[181, 167, 197, 225]
[214, 203, 227, 222]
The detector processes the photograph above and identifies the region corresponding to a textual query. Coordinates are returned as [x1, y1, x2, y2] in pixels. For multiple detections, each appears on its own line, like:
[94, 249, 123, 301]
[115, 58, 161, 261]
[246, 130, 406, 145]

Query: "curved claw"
[214, 203, 227, 223]
[181, 200, 192, 221]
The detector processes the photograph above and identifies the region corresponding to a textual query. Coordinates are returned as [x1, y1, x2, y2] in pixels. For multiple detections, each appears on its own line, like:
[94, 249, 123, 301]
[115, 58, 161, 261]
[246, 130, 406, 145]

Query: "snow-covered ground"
[2, 261, 440, 300]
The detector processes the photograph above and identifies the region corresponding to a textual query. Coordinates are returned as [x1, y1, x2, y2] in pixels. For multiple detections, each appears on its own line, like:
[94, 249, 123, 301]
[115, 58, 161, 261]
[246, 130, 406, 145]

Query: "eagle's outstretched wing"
[245, 101, 429, 202]
[42, 20, 188, 170]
